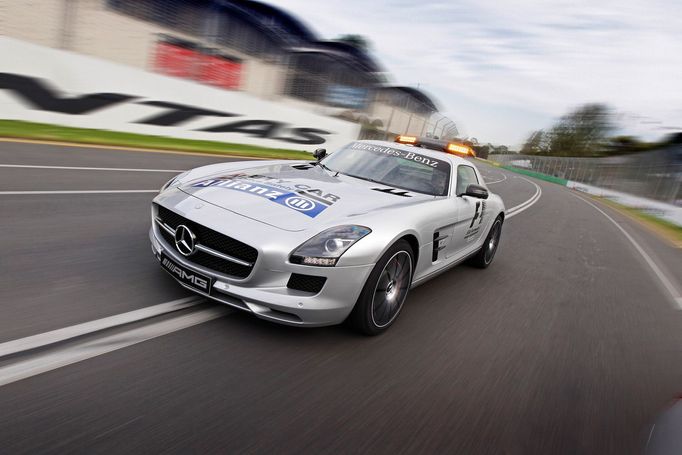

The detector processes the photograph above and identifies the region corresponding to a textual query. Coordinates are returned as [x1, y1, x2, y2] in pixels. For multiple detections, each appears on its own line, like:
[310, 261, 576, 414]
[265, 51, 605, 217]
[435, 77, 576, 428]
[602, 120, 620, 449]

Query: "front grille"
[155, 204, 258, 278]
[287, 273, 327, 294]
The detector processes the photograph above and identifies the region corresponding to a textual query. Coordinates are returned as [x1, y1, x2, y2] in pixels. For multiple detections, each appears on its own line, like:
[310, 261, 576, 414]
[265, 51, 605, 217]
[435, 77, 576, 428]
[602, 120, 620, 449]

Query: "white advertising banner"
[0, 37, 361, 152]
[567, 180, 682, 227]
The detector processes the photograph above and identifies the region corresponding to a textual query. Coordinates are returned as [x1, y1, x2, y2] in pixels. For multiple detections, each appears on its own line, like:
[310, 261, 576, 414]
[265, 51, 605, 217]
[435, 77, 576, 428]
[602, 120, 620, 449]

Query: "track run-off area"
[0, 140, 681, 454]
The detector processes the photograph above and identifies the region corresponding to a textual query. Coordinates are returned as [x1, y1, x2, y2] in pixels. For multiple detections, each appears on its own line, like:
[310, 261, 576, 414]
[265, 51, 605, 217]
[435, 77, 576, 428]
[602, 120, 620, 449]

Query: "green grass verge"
[595, 197, 682, 246]
[499, 165, 568, 186]
[0, 120, 313, 160]
[479, 157, 681, 243]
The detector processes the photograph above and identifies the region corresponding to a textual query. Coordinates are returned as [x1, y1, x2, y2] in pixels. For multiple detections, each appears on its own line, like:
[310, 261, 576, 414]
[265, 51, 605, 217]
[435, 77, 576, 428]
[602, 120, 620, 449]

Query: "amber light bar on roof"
[395, 135, 417, 144]
[446, 143, 473, 156]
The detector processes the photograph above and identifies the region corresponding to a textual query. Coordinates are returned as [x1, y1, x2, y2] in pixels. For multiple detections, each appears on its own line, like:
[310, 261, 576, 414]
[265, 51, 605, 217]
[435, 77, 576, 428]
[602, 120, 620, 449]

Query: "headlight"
[290, 225, 371, 267]
[160, 171, 189, 192]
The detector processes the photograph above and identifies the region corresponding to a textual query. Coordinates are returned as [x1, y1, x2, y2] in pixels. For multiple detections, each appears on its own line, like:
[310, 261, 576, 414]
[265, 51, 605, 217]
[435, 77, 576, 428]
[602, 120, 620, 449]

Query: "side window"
[456, 166, 479, 195]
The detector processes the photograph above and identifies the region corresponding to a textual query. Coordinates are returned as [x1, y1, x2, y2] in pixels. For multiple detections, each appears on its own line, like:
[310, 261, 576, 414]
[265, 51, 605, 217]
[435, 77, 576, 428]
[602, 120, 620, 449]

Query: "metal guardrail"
[489, 147, 682, 206]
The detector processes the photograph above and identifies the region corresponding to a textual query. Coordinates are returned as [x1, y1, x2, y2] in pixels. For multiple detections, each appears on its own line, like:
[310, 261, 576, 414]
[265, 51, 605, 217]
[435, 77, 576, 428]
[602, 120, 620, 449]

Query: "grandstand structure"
[0, 0, 459, 140]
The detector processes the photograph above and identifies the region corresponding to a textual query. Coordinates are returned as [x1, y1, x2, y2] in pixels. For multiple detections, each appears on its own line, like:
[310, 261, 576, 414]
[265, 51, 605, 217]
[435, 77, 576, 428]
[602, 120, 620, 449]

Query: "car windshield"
[321, 142, 451, 196]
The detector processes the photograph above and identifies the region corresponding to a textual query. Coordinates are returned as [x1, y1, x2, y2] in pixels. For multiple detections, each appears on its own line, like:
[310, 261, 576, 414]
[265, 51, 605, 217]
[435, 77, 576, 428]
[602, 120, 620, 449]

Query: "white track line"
[0, 189, 159, 195]
[506, 177, 542, 218]
[0, 164, 185, 173]
[0, 296, 203, 358]
[485, 173, 508, 185]
[0, 166, 540, 386]
[570, 192, 682, 309]
[0, 306, 230, 387]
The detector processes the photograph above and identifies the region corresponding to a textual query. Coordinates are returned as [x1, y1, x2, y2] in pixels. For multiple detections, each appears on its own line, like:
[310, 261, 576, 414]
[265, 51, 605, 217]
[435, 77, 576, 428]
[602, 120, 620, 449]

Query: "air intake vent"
[287, 273, 327, 294]
[291, 164, 316, 170]
[155, 204, 257, 278]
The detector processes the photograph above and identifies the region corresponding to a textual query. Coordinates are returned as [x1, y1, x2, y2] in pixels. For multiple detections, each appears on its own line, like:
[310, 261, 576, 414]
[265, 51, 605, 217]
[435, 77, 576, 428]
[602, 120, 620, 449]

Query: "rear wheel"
[469, 216, 503, 268]
[348, 240, 414, 335]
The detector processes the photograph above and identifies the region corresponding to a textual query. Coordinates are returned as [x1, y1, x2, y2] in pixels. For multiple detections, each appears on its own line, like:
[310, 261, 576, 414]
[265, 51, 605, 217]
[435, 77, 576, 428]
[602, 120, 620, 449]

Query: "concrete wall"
[0, 0, 288, 96]
[0, 0, 65, 48]
[0, 0, 455, 140]
[0, 37, 361, 151]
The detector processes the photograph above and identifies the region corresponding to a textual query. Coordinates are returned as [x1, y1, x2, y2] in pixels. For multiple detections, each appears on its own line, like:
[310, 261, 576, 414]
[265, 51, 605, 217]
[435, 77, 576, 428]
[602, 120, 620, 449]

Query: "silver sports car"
[150, 140, 505, 334]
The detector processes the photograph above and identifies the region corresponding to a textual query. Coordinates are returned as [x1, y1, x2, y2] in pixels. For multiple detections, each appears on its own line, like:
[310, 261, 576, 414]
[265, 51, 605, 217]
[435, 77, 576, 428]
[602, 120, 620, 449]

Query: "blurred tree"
[472, 144, 490, 159]
[335, 34, 371, 51]
[606, 135, 645, 154]
[520, 130, 546, 155]
[666, 132, 682, 144]
[545, 104, 614, 156]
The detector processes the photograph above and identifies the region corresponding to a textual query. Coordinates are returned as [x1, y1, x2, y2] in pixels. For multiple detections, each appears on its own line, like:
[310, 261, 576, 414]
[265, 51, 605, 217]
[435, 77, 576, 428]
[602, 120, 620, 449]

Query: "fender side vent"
[372, 188, 412, 197]
[433, 232, 448, 261]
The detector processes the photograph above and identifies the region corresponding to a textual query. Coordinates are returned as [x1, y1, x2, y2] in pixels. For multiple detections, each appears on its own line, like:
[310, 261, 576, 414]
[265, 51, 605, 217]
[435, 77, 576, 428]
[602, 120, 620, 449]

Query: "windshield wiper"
[313, 161, 339, 177]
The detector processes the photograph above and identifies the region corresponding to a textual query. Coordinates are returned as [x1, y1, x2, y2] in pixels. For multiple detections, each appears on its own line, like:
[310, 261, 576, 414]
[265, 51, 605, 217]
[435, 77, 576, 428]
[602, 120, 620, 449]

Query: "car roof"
[355, 140, 473, 168]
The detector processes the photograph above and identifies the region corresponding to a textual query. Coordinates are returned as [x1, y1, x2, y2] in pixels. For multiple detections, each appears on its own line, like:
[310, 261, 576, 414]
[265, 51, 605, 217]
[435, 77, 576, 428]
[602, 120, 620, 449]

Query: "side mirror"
[461, 183, 488, 199]
[313, 148, 327, 160]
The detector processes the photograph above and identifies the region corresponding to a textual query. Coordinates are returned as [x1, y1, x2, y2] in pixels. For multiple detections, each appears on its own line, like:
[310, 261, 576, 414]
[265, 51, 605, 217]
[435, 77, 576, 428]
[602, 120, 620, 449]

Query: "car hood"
[179, 162, 433, 232]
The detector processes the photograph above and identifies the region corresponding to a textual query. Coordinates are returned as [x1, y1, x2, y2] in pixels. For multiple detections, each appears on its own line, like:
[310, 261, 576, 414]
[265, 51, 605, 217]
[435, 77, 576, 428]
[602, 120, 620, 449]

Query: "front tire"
[469, 216, 503, 268]
[348, 240, 414, 335]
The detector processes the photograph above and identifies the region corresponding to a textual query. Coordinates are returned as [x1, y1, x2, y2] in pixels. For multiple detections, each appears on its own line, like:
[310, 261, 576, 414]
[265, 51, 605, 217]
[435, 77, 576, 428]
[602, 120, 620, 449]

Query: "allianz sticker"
[191, 175, 340, 218]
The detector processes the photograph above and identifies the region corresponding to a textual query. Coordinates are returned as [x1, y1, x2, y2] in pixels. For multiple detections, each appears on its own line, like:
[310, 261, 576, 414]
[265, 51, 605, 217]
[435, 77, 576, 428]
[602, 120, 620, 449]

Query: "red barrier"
[154, 42, 197, 79]
[153, 40, 241, 90]
[196, 54, 241, 90]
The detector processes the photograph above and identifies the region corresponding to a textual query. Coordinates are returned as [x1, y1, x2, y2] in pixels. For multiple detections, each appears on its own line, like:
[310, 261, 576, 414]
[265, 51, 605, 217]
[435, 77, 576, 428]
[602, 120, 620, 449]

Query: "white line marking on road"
[0, 296, 203, 358]
[0, 306, 230, 387]
[507, 177, 542, 218]
[0, 163, 185, 173]
[570, 192, 682, 309]
[0, 189, 159, 195]
[484, 173, 507, 185]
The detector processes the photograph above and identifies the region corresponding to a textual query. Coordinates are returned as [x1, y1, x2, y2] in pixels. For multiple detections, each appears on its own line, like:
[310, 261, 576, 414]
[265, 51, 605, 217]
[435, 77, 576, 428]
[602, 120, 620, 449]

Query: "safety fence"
[490, 148, 682, 207]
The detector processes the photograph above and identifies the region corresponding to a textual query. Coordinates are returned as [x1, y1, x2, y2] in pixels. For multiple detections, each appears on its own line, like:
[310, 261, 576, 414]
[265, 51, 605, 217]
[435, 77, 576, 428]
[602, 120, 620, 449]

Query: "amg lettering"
[162, 259, 209, 290]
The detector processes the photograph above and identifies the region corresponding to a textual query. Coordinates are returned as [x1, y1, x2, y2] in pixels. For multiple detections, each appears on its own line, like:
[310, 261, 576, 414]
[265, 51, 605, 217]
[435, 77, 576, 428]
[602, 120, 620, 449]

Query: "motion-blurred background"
[0, 0, 680, 227]
[1, 2, 682, 453]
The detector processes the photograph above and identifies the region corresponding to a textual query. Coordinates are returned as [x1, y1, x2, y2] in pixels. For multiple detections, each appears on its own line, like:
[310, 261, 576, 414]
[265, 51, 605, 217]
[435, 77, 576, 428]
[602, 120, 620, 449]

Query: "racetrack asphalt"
[0, 140, 681, 454]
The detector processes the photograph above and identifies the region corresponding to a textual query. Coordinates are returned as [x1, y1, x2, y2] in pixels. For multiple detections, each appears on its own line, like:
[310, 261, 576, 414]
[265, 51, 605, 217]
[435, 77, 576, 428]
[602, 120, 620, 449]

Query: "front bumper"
[150, 226, 374, 327]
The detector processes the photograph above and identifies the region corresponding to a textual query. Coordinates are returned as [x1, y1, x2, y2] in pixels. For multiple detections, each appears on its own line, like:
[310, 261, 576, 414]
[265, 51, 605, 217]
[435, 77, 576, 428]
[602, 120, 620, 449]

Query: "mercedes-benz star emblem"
[174, 225, 196, 256]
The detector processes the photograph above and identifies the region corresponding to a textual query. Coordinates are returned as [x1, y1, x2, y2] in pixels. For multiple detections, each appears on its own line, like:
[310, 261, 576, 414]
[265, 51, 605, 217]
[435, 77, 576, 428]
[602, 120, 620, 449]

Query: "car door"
[448, 165, 486, 257]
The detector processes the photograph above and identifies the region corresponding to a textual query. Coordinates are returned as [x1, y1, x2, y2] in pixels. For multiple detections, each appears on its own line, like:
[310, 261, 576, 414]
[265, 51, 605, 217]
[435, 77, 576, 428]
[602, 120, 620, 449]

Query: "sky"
[271, 0, 682, 147]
